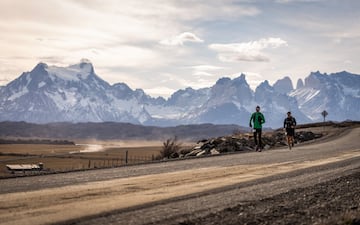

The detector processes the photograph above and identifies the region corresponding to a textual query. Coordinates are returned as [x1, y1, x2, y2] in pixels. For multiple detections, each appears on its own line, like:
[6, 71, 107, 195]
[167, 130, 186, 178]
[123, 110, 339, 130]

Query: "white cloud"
[159, 32, 204, 46]
[0, 0, 359, 98]
[93, 45, 164, 68]
[193, 71, 214, 77]
[190, 64, 225, 79]
[190, 65, 225, 71]
[209, 38, 288, 62]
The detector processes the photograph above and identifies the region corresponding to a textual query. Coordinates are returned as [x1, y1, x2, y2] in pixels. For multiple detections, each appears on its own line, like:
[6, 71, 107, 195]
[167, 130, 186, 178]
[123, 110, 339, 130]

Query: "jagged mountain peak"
[233, 74, 251, 87]
[305, 71, 327, 89]
[79, 58, 92, 64]
[255, 80, 273, 101]
[18, 60, 99, 88]
[0, 60, 359, 127]
[310, 70, 325, 76]
[256, 80, 272, 90]
[70, 58, 94, 72]
[34, 62, 49, 69]
[273, 76, 294, 94]
[305, 71, 359, 88]
[291, 71, 360, 122]
[167, 86, 209, 107]
[214, 74, 249, 86]
[215, 77, 232, 85]
[234, 73, 246, 81]
[28, 62, 49, 79]
[210, 74, 253, 100]
[47, 62, 95, 82]
[113, 82, 132, 91]
[296, 79, 304, 89]
[170, 87, 196, 97]
[331, 70, 359, 80]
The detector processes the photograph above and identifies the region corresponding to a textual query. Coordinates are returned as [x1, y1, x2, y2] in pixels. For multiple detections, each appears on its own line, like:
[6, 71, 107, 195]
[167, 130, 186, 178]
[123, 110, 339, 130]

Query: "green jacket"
[249, 112, 265, 129]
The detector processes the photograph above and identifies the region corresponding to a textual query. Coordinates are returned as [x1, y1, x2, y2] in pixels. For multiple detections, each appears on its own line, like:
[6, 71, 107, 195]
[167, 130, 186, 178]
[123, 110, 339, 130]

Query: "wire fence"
[1, 150, 159, 178]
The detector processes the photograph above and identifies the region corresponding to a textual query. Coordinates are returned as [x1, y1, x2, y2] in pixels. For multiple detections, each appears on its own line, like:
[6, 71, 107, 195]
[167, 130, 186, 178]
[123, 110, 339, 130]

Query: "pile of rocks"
[175, 130, 323, 158]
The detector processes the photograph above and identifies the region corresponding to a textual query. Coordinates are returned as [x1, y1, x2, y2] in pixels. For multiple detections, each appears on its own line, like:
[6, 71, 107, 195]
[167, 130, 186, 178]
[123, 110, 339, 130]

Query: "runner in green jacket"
[249, 105, 265, 151]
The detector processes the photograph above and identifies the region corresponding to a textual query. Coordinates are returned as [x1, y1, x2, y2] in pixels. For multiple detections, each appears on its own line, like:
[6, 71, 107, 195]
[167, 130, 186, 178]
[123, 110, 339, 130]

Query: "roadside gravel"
[183, 169, 360, 225]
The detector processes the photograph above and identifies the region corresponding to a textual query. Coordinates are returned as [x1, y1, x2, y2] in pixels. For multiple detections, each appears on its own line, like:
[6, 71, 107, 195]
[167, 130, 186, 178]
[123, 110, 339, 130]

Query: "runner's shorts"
[286, 128, 295, 137]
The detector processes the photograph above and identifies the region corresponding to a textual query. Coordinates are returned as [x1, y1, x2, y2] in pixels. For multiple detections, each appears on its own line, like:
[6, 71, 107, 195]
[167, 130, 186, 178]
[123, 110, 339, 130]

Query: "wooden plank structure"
[6, 163, 43, 173]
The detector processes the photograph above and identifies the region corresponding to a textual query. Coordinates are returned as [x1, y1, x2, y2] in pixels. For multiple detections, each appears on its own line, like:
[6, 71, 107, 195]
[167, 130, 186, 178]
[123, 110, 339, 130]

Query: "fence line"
[2, 150, 157, 177]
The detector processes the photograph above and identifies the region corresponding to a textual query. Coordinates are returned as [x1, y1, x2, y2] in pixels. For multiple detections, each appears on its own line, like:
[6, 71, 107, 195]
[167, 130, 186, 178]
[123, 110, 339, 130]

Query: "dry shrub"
[160, 136, 181, 159]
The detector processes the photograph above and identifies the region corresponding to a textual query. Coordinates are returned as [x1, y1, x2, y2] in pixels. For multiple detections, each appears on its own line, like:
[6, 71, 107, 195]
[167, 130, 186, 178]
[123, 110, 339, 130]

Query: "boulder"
[210, 148, 220, 155]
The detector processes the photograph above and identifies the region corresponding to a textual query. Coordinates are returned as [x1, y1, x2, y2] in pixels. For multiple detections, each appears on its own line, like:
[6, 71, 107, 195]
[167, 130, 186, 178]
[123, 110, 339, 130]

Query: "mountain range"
[0, 59, 359, 128]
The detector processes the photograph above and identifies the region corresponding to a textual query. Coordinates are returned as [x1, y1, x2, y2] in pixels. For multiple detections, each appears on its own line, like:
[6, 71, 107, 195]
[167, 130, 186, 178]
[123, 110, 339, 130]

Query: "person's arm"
[284, 118, 286, 128]
[249, 113, 254, 127]
[261, 113, 265, 124]
[293, 117, 297, 126]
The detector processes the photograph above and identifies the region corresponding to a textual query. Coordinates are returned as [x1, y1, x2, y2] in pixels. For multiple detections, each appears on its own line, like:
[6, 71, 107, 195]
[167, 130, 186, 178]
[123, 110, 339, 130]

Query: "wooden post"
[125, 150, 128, 164]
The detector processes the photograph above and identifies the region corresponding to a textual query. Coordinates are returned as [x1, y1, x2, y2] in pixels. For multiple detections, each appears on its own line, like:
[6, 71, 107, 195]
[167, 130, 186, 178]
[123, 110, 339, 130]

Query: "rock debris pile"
[176, 131, 323, 158]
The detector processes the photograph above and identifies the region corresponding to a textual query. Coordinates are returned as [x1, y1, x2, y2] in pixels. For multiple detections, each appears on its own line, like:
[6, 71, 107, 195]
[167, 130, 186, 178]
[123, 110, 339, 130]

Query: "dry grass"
[0, 142, 163, 178]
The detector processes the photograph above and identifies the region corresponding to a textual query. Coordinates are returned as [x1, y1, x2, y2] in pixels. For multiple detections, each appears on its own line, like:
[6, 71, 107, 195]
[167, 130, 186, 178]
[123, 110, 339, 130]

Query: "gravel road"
[0, 125, 359, 225]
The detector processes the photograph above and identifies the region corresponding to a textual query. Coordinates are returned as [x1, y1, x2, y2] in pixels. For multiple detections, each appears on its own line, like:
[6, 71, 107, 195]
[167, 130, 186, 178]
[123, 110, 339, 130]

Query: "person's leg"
[253, 130, 258, 148]
[286, 128, 291, 146]
[258, 129, 262, 150]
[291, 128, 295, 146]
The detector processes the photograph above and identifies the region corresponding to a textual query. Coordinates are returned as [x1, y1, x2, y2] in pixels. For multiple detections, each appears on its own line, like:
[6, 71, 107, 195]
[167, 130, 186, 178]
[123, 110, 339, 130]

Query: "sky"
[0, 0, 359, 98]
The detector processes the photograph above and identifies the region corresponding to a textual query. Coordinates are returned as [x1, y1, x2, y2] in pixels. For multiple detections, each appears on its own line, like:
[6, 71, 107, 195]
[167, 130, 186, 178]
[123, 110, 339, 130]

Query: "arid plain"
[0, 122, 359, 225]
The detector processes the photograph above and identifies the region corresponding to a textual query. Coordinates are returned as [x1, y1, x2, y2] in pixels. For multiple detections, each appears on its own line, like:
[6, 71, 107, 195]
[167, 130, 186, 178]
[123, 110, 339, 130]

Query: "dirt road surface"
[0, 126, 359, 225]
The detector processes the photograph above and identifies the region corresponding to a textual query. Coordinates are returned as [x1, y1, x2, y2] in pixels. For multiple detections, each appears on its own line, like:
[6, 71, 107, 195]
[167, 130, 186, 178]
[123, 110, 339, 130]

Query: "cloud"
[0, 0, 260, 77]
[192, 71, 214, 77]
[275, 0, 326, 3]
[209, 38, 288, 62]
[190, 65, 225, 77]
[159, 32, 204, 46]
[191, 65, 225, 76]
[0, 0, 358, 99]
[191, 65, 225, 71]
[144, 86, 177, 98]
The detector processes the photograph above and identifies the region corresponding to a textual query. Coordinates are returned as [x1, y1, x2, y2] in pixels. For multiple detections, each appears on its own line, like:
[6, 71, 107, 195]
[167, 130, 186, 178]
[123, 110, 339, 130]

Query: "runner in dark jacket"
[284, 111, 297, 147]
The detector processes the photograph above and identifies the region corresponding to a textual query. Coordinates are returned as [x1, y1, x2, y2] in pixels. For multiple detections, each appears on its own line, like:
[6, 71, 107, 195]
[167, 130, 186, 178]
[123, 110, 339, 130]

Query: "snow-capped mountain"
[0, 60, 359, 128]
[289, 71, 360, 122]
[254, 80, 310, 127]
[191, 75, 254, 125]
[0, 59, 157, 124]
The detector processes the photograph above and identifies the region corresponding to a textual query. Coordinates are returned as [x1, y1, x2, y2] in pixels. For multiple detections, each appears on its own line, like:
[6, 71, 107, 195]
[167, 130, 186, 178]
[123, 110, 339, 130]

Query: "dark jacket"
[284, 116, 297, 129]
